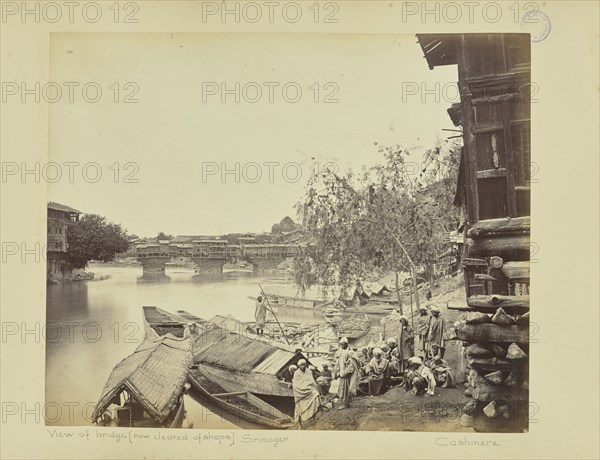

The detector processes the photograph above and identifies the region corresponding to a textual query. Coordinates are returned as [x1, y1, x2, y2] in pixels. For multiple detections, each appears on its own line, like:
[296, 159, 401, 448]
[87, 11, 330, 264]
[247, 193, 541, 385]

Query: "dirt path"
[307, 385, 473, 432]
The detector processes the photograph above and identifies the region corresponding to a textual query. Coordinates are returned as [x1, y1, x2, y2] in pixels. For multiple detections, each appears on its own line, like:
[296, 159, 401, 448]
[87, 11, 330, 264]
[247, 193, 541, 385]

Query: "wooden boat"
[334, 313, 371, 340]
[187, 369, 293, 429]
[92, 331, 192, 428]
[209, 314, 337, 358]
[143, 306, 308, 399]
[323, 306, 343, 324]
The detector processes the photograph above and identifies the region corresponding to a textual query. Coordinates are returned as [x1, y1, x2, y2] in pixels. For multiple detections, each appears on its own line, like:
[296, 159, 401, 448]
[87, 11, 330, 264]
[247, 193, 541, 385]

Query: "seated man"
[404, 356, 436, 396]
[426, 355, 456, 388]
[359, 347, 371, 373]
[364, 348, 389, 396]
[315, 363, 332, 395]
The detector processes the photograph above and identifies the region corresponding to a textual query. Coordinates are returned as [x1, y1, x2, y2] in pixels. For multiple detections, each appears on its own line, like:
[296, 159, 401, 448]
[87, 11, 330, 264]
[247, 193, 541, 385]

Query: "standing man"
[415, 306, 431, 359]
[334, 337, 360, 409]
[397, 315, 415, 373]
[254, 295, 267, 337]
[428, 305, 446, 359]
[292, 359, 321, 427]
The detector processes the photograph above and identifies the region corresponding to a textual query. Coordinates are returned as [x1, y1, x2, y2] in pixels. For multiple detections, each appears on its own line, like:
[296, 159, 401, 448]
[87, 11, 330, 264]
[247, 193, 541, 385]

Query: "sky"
[48, 33, 459, 237]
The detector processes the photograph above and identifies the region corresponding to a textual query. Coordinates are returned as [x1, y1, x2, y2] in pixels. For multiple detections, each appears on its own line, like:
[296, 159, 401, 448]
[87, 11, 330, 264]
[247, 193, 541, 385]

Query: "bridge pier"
[138, 256, 170, 274]
[193, 258, 225, 274]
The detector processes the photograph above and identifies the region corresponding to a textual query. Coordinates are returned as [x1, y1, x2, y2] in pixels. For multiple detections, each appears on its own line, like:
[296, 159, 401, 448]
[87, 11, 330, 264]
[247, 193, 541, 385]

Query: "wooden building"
[417, 33, 531, 311]
[417, 33, 530, 432]
[191, 239, 228, 259]
[47, 202, 81, 280]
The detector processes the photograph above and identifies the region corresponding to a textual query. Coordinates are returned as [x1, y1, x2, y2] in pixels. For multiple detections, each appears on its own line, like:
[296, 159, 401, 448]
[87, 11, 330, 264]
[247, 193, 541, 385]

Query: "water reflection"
[45, 263, 314, 428]
[137, 273, 171, 284]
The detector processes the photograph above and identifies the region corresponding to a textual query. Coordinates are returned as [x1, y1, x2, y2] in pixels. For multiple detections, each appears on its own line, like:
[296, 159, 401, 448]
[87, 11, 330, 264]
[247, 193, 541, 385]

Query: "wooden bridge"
[135, 239, 302, 273]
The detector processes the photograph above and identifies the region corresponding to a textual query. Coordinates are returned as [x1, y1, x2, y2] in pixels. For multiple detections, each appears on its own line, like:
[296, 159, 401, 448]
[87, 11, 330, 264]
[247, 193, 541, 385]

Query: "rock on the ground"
[506, 343, 528, 359]
[505, 372, 518, 387]
[464, 312, 491, 324]
[491, 307, 514, 325]
[484, 371, 504, 385]
[466, 343, 493, 358]
[483, 401, 497, 418]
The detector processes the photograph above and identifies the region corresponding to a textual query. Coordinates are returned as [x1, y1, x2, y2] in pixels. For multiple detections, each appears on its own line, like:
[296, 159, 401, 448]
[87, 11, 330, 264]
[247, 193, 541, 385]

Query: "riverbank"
[304, 274, 471, 431]
[308, 385, 472, 431]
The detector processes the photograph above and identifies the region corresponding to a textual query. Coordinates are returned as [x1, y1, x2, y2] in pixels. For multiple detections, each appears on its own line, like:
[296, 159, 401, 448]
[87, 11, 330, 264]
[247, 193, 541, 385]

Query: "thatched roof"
[92, 334, 192, 423]
[192, 316, 304, 376]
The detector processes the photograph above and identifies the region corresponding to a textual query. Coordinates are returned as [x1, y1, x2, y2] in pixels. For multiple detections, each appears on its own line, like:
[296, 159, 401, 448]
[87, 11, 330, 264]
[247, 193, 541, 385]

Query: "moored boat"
[92, 332, 192, 428]
[143, 306, 309, 399]
[334, 313, 371, 340]
[187, 369, 293, 429]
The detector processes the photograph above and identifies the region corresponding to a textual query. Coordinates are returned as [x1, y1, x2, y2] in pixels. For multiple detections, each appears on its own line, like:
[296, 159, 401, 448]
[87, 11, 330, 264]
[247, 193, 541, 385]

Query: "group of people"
[287, 336, 361, 428]
[286, 304, 455, 427]
[359, 305, 455, 396]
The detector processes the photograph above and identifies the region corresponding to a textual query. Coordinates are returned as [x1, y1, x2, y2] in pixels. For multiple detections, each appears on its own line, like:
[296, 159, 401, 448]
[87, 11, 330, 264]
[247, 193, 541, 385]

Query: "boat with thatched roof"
[92, 331, 192, 428]
[143, 306, 308, 399]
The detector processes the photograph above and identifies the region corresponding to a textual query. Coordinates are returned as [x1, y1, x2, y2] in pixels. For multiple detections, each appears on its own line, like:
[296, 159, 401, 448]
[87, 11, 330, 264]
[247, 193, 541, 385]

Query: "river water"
[45, 263, 326, 428]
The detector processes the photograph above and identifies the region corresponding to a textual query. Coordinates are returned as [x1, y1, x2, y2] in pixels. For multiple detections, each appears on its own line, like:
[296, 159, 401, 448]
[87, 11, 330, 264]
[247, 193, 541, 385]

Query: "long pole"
[258, 283, 290, 345]
[410, 280, 414, 330]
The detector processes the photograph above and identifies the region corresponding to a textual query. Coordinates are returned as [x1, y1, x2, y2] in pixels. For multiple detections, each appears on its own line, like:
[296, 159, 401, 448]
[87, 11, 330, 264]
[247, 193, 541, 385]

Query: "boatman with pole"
[258, 283, 291, 345]
[254, 295, 267, 336]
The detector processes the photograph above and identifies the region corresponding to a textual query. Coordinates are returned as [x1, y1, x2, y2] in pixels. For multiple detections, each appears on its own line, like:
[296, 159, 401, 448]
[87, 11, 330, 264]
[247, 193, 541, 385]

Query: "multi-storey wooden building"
[47, 202, 81, 279]
[417, 33, 530, 432]
[418, 33, 531, 311]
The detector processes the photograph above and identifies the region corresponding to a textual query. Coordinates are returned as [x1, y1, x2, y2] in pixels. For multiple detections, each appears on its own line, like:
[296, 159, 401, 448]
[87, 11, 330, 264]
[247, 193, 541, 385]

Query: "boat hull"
[196, 363, 294, 399]
[188, 372, 293, 429]
[168, 399, 186, 428]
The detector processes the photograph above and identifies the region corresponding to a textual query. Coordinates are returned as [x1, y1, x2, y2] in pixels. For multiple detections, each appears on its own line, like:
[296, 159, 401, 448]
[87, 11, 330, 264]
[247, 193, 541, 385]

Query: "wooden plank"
[503, 102, 518, 216]
[213, 391, 247, 397]
[500, 262, 529, 280]
[449, 305, 528, 315]
[456, 323, 529, 344]
[446, 300, 472, 311]
[465, 70, 530, 87]
[457, 34, 479, 223]
[467, 216, 530, 238]
[471, 93, 519, 105]
[475, 274, 500, 281]
[472, 122, 503, 134]
[476, 168, 507, 179]
[472, 384, 526, 402]
[468, 294, 529, 309]
[468, 358, 515, 372]
[465, 234, 530, 260]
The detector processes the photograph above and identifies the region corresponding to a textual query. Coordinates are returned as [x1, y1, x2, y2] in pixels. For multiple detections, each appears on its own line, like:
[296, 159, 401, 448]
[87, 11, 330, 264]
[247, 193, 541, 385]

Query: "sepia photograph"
[45, 31, 531, 433]
[1, 1, 599, 459]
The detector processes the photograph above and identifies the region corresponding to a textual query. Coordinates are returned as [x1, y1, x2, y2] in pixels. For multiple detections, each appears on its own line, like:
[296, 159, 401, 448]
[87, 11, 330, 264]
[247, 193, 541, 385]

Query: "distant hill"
[271, 216, 301, 234]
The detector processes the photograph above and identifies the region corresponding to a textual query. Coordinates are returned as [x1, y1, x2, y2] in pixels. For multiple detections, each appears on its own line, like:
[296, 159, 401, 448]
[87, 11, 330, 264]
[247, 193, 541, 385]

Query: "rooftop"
[47, 202, 81, 214]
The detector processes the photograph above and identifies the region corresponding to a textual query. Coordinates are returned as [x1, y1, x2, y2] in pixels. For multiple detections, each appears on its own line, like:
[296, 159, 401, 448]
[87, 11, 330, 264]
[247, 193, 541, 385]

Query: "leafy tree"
[68, 214, 130, 269]
[293, 140, 460, 314]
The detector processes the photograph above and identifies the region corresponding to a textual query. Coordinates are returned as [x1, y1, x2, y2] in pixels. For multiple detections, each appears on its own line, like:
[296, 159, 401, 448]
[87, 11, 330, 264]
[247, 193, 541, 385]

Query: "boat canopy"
[92, 334, 192, 423]
[193, 316, 306, 377]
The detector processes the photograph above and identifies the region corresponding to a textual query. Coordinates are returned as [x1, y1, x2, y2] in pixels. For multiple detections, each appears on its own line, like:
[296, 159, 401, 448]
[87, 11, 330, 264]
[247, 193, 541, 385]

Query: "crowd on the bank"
[289, 304, 456, 428]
